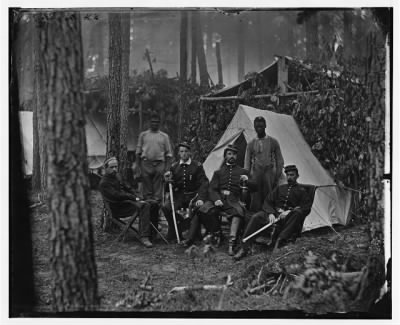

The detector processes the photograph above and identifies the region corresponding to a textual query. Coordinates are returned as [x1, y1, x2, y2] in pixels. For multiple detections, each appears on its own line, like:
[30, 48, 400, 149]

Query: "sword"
[168, 182, 180, 243]
[242, 221, 275, 243]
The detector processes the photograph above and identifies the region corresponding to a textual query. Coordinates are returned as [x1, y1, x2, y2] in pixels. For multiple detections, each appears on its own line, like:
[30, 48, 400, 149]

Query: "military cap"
[284, 165, 298, 173]
[224, 144, 239, 156]
[104, 156, 118, 167]
[178, 141, 191, 150]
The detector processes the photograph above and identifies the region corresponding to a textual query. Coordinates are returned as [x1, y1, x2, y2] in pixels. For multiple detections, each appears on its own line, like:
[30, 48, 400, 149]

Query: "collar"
[257, 134, 268, 139]
[180, 158, 192, 166]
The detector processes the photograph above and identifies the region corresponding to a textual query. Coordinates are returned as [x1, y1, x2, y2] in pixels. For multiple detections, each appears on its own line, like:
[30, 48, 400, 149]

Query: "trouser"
[206, 207, 243, 246]
[137, 201, 151, 238]
[250, 166, 277, 212]
[186, 210, 220, 242]
[162, 194, 192, 239]
[241, 211, 270, 248]
[141, 159, 165, 202]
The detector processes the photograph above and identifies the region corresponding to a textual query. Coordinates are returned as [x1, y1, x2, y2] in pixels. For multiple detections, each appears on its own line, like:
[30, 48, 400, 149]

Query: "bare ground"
[31, 190, 371, 314]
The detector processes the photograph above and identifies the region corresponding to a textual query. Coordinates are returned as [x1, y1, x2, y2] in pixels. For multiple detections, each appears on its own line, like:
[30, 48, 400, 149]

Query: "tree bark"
[343, 10, 353, 61]
[40, 11, 99, 311]
[107, 13, 122, 159]
[120, 13, 130, 181]
[33, 15, 48, 193]
[32, 21, 41, 191]
[190, 11, 197, 84]
[10, 8, 35, 315]
[195, 11, 209, 88]
[180, 11, 188, 81]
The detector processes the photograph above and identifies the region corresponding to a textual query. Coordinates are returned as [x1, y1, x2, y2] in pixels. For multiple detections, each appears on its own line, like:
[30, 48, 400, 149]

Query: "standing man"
[201, 144, 256, 255]
[136, 113, 173, 202]
[162, 142, 216, 243]
[234, 165, 314, 260]
[99, 157, 156, 248]
[245, 116, 284, 211]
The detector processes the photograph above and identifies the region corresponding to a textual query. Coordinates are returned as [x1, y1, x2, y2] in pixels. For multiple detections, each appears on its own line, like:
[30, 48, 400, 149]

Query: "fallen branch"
[168, 275, 233, 295]
[266, 274, 284, 295]
[217, 275, 232, 310]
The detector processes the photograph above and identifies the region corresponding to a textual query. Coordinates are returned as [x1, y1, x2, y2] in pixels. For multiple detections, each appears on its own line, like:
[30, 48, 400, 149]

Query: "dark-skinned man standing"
[136, 113, 173, 202]
[245, 116, 284, 211]
[234, 165, 314, 260]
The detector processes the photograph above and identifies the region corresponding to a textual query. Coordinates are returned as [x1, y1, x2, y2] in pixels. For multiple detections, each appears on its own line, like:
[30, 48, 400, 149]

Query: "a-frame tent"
[203, 104, 352, 232]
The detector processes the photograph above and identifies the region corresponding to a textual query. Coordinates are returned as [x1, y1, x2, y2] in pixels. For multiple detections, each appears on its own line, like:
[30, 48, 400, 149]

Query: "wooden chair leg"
[117, 211, 139, 242]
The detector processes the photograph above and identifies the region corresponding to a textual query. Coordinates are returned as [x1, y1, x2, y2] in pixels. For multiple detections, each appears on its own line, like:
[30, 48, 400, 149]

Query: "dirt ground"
[31, 190, 371, 314]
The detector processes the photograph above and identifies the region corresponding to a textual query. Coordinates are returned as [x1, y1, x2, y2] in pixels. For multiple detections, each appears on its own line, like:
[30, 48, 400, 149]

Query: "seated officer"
[234, 165, 314, 260]
[99, 157, 156, 248]
[200, 144, 256, 255]
[162, 142, 211, 242]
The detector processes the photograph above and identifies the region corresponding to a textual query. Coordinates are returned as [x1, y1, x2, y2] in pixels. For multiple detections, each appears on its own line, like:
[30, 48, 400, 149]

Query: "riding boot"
[228, 217, 241, 256]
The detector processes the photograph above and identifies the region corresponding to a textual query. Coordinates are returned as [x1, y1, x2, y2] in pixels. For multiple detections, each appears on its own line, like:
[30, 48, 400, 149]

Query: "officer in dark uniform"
[234, 165, 314, 260]
[162, 142, 210, 242]
[200, 144, 257, 255]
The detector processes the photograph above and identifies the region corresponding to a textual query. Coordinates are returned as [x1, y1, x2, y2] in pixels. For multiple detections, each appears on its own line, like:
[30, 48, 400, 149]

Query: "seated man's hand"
[278, 210, 291, 220]
[268, 213, 277, 224]
[214, 200, 223, 207]
[195, 200, 204, 207]
[239, 175, 248, 182]
[164, 171, 173, 182]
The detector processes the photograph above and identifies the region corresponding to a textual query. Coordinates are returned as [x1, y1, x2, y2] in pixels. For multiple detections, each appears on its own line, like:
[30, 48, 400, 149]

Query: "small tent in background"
[203, 104, 352, 232]
[18, 111, 140, 174]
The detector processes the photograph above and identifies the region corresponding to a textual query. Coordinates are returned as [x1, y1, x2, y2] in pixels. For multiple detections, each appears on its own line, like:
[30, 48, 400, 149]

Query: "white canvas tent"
[19, 111, 139, 175]
[203, 105, 352, 232]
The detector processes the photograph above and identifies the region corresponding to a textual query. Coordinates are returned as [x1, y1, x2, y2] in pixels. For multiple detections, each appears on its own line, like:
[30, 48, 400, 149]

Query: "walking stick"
[168, 182, 180, 243]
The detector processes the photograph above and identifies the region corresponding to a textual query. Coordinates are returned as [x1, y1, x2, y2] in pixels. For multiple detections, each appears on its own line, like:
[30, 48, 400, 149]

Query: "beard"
[287, 178, 296, 185]
[226, 157, 236, 164]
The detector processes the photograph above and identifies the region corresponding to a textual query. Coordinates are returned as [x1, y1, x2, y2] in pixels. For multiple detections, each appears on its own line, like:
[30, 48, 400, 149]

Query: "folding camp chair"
[100, 196, 141, 242]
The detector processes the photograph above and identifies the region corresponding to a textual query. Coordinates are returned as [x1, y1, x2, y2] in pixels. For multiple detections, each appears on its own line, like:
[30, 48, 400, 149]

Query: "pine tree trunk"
[180, 11, 188, 81]
[34, 15, 48, 195]
[191, 11, 197, 84]
[195, 11, 209, 88]
[40, 11, 98, 311]
[10, 9, 35, 315]
[237, 19, 245, 82]
[343, 10, 353, 61]
[107, 13, 122, 159]
[119, 13, 130, 181]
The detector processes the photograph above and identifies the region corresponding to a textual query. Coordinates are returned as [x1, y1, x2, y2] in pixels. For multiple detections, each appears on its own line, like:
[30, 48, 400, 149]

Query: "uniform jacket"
[168, 159, 209, 202]
[99, 173, 140, 217]
[262, 182, 314, 216]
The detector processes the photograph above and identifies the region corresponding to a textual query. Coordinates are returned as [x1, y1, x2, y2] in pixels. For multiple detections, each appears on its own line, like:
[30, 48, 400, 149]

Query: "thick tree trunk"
[195, 11, 209, 88]
[180, 11, 188, 81]
[119, 13, 130, 181]
[237, 19, 245, 82]
[33, 15, 48, 193]
[107, 13, 122, 159]
[10, 9, 35, 315]
[40, 11, 99, 311]
[343, 10, 353, 61]
[190, 11, 197, 84]
[319, 12, 334, 63]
